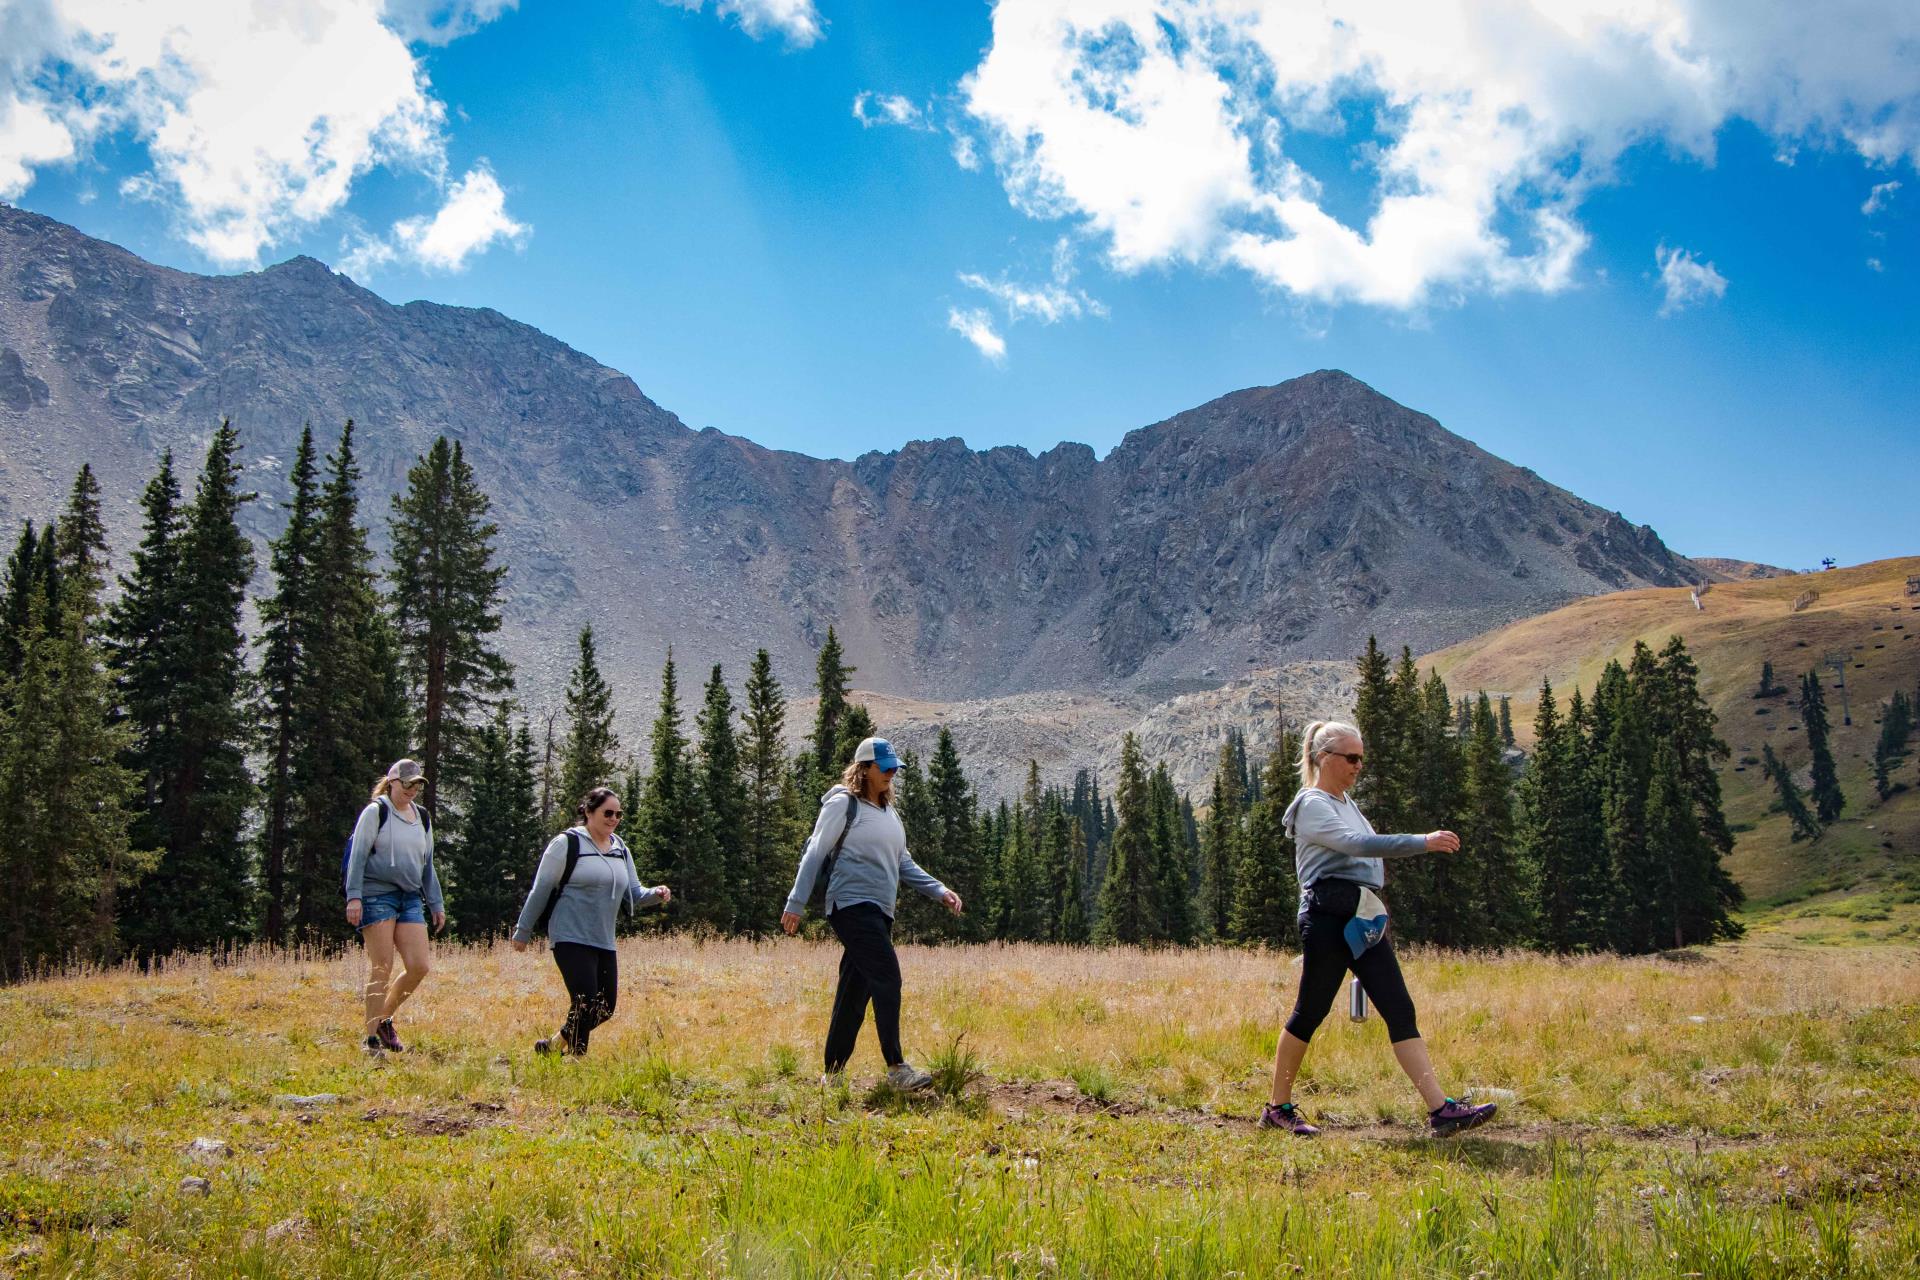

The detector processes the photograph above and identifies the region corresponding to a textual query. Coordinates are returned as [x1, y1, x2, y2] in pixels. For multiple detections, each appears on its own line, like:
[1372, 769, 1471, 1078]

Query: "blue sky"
[4, 0, 1917, 569]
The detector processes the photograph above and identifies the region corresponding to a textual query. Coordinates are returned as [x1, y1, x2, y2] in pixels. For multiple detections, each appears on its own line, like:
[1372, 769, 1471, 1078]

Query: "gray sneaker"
[886, 1063, 933, 1091]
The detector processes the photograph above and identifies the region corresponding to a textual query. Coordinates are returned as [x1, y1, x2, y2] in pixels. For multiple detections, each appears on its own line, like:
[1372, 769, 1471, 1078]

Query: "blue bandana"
[1343, 886, 1390, 959]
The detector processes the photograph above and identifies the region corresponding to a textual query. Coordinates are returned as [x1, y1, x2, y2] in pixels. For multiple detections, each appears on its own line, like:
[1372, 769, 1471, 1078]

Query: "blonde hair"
[1298, 720, 1363, 790]
[840, 759, 890, 807]
[371, 777, 395, 801]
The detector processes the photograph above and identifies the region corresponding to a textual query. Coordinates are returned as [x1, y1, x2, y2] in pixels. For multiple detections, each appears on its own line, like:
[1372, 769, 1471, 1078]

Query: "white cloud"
[381, 0, 519, 45]
[947, 307, 1007, 361]
[950, 133, 981, 171]
[664, 0, 822, 47]
[959, 0, 1920, 311]
[0, 0, 523, 267]
[391, 166, 529, 269]
[1656, 243, 1727, 316]
[1867, 256, 1884, 272]
[1863, 180, 1901, 215]
[853, 92, 928, 130]
[959, 238, 1109, 325]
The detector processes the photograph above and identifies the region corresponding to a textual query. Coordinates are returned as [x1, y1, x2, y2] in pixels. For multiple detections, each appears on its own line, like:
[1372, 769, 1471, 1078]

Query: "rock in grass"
[273, 1093, 342, 1108]
[186, 1137, 229, 1161]
[178, 1176, 211, 1196]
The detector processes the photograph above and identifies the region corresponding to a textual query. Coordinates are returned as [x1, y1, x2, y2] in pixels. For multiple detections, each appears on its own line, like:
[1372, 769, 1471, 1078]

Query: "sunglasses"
[399, 777, 428, 789]
[1324, 752, 1364, 766]
[599, 808, 623, 819]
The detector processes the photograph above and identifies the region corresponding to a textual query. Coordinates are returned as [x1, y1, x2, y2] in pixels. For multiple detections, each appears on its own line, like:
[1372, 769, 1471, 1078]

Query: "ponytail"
[371, 777, 394, 802]
[1298, 719, 1362, 790]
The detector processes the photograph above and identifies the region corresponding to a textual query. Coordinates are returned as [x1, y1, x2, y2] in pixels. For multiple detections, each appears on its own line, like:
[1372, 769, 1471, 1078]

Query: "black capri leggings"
[551, 941, 618, 1054]
[1284, 901, 1421, 1045]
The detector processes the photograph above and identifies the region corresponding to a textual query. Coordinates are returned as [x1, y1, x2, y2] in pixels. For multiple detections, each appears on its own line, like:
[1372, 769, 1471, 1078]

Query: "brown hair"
[576, 787, 619, 824]
[1298, 720, 1363, 789]
[371, 776, 395, 801]
[840, 760, 891, 808]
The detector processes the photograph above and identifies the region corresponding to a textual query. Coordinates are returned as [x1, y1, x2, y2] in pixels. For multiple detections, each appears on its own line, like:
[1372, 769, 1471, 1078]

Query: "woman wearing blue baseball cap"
[782, 735, 964, 1089]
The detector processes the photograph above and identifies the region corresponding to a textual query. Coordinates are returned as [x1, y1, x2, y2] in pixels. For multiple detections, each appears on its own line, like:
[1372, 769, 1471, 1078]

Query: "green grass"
[4, 936, 1920, 1277]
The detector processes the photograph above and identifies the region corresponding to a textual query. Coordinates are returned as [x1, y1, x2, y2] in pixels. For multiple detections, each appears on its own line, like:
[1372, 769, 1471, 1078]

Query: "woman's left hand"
[431, 909, 447, 934]
[940, 889, 964, 916]
[653, 885, 672, 905]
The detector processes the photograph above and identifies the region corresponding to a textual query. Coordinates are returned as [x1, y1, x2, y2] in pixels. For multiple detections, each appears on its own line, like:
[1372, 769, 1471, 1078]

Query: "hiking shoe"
[885, 1063, 934, 1091]
[364, 1034, 383, 1056]
[534, 1037, 553, 1055]
[1428, 1097, 1497, 1137]
[1258, 1101, 1320, 1136]
[375, 1018, 404, 1053]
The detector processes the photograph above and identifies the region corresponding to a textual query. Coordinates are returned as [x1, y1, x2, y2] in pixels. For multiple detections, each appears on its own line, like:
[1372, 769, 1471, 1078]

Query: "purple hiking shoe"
[375, 1018, 405, 1054]
[1428, 1097, 1496, 1137]
[1258, 1102, 1320, 1136]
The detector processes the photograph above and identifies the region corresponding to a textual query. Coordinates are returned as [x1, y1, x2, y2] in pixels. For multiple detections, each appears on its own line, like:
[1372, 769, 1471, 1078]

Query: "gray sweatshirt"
[784, 786, 947, 920]
[1281, 787, 1426, 909]
[511, 829, 664, 949]
[345, 799, 444, 912]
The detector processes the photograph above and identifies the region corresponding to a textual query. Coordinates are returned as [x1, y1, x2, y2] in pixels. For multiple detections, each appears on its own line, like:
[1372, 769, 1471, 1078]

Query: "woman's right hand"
[1425, 831, 1461, 853]
[345, 898, 362, 927]
[780, 910, 801, 935]
[510, 938, 528, 953]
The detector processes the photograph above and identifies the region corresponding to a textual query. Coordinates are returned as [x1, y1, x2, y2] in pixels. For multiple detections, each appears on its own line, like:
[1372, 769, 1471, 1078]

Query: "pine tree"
[116, 423, 257, 959]
[253, 429, 320, 941]
[448, 707, 543, 938]
[832, 702, 876, 774]
[1398, 671, 1464, 942]
[0, 521, 43, 683]
[739, 649, 795, 937]
[635, 650, 703, 926]
[1197, 738, 1243, 941]
[689, 663, 742, 930]
[1352, 638, 1407, 825]
[1874, 692, 1912, 800]
[1597, 662, 1659, 954]
[1756, 661, 1782, 699]
[892, 748, 941, 941]
[1516, 682, 1583, 950]
[1498, 695, 1515, 747]
[1232, 726, 1302, 948]
[927, 727, 980, 940]
[1646, 740, 1737, 947]
[1560, 687, 1614, 949]
[1650, 637, 1743, 927]
[1095, 733, 1155, 945]
[388, 437, 512, 822]
[1762, 743, 1822, 842]
[285, 422, 408, 939]
[810, 627, 853, 779]
[1053, 806, 1089, 943]
[557, 626, 620, 823]
[1461, 692, 1529, 946]
[1801, 670, 1845, 824]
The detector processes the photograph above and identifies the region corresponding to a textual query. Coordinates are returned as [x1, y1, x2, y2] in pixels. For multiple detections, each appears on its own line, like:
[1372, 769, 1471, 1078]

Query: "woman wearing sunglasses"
[344, 758, 445, 1054]
[782, 736, 963, 1089]
[1261, 720, 1497, 1138]
[511, 787, 671, 1056]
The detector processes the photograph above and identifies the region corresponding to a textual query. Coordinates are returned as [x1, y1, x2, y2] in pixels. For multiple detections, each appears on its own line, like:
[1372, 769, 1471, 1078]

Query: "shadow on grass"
[1373, 1133, 1554, 1174]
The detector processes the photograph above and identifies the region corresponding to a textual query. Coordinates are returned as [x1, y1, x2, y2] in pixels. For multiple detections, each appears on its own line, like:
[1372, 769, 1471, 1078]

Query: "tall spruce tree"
[1398, 670, 1464, 942]
[557, 626, 620, 823]
[1762, 743, 1823, 842]
[1498, 695, 1515, 747]
[1646, 739, 1738, 947]
[1095, 733, 1156, 944]
[1598, 661, 1660, 953]
[1517, 682, 1584, 950]
[1801, 670, 1845, 823]
[1874, 692, 1912, 800]
[116, 423, 256, 958]
[1461, 692, 1529, 946]
[635, 650, 703, 924]
[449, 707, 543, 938]
[253, 429, 320, 941]
[810, 627, 853, 779]
[1561, 687, 1614, 948]
[1232, 727, 1302, 948]
[1197, 738, 1243, 941]
[688, 663, 742, 930]
[927, 727, 980, 940]
[1147, 764, 1191, 944]
[388, 437, 512, 821]
[739, 649, 795, 936]
[0, 521, 43, 683]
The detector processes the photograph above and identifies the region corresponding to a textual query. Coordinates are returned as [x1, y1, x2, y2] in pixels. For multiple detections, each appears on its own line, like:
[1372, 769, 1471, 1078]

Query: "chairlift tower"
[1823, 650, 1852, 726]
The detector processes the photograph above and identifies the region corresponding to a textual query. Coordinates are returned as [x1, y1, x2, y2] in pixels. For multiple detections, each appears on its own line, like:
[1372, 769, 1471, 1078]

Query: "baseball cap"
[386, 758, 428, 786]
[853, 736, 901, 772]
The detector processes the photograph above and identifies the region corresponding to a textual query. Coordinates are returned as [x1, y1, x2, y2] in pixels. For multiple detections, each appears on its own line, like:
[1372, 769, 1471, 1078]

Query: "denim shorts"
[359, 890, 426, 927]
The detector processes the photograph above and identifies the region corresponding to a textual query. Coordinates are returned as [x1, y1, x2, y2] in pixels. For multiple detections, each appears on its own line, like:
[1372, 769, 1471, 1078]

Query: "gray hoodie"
[1281, 787, 1426, 910]
[784, 786, 947, 920]
[344, 799, 444, 912]
[511, 829, 665, 950]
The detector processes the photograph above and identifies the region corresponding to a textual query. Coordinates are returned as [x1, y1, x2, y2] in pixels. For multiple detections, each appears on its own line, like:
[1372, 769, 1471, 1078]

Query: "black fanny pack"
[1302, 878, 1376, 920]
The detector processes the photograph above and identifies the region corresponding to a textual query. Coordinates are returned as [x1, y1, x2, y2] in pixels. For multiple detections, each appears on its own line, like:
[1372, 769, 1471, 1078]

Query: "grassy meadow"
[5, 933, 1920, 1277]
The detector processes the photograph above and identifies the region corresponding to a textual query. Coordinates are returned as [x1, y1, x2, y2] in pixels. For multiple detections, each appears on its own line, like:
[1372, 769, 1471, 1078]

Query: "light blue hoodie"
[784, 786, 947, 920]
[1280, 787, 1426, 911]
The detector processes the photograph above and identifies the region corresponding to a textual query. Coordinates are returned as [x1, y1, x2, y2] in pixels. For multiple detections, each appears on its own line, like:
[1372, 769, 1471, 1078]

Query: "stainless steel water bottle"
[1348, 976, 1368, 1022]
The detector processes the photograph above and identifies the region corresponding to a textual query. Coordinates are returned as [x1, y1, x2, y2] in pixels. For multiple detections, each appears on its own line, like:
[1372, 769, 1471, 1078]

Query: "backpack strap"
[818, 789, 860, 903]
[534, 831, 584, 936]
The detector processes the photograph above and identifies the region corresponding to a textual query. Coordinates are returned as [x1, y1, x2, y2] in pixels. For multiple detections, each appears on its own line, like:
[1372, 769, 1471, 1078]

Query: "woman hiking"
[782, 736, 963, 1089]
[1260, 720, 1497, 1138]
[344, 758, 444, 1055]
[511, 787, 671, 1056]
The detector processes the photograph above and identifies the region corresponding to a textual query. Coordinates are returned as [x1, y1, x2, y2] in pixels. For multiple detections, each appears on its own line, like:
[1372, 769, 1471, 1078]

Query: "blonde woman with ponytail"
[1258, 720, 1497, 1138]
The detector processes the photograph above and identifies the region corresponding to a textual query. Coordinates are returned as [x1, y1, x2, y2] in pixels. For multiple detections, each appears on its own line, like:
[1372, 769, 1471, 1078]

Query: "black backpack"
[804, 788, 861, 913]
[339, 798, 433, 899]
[531, 832, 634, 936]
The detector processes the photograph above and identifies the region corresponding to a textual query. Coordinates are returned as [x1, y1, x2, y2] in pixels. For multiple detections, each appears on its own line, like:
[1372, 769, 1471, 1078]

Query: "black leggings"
[824, 902, 904, 1071]
[1284, 908, 1421, 1045]
[551, 942, 618, 1054]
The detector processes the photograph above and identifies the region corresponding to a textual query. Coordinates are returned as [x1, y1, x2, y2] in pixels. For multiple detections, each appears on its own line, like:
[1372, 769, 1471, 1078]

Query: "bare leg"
[361, 920, 396, 1036]
[1268, 1030, 1311, 1106]
[1391, 1037, 1448, 1110]
[380, 922, 432, 1021]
